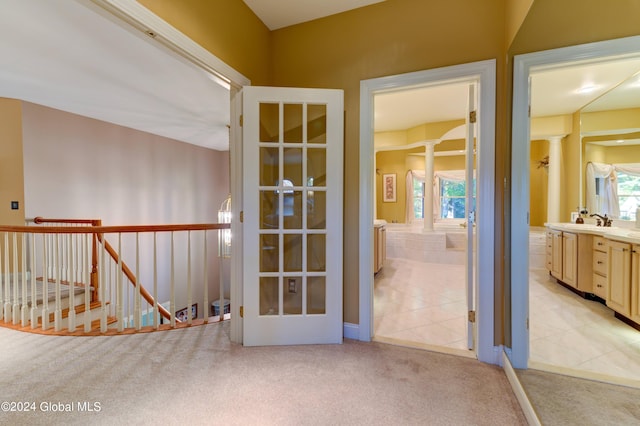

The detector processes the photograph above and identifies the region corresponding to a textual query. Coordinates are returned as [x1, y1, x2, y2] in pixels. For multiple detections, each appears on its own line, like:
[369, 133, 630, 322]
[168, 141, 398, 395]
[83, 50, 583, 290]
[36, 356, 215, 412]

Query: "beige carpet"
[518, 369, 640, 425]
[0, 322, 525, 425]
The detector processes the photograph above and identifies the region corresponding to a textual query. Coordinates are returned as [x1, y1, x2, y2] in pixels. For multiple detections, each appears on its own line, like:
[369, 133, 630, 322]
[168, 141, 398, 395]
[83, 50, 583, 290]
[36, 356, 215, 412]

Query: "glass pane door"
[243, 87, 343, 346]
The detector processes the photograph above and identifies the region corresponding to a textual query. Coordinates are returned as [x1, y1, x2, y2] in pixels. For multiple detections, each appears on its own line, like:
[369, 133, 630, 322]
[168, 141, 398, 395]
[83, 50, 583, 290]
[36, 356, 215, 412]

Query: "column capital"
[424, 140, 441, 148]
[546, 135, 565, 144]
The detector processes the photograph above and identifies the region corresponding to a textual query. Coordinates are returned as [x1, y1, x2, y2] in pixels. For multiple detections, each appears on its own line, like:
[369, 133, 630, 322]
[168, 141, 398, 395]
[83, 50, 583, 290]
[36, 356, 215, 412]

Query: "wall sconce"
[218, 194, 232, 258]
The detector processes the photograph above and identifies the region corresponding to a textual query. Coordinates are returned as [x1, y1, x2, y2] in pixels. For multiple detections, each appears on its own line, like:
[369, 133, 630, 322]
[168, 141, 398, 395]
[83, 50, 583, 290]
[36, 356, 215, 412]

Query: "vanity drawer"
[593, 236, 607, 252]
[593, 250, 608, 276]
[546, 232, 553, 254]
[593, 273, 607, 299]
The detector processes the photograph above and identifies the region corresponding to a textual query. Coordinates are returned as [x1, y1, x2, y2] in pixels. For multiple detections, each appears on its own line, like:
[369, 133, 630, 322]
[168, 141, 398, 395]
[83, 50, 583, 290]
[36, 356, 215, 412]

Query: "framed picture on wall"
[176, 303, 198, 322]
[383, 173, 396, 203]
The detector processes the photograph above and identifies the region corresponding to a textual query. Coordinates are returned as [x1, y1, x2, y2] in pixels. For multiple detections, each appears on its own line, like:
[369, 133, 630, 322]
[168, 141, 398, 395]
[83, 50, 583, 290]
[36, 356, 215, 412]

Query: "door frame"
[510, 35, 640, 369]
[359, 60, 497, 364]
[240, 86, 344, 346]
[94, 0, 251, 343]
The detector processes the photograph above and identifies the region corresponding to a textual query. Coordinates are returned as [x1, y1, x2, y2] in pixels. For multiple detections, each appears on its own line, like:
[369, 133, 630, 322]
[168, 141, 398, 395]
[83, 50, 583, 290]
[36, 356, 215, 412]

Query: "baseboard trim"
[503, 351, 541, 426]
[343, 322, 359, 340]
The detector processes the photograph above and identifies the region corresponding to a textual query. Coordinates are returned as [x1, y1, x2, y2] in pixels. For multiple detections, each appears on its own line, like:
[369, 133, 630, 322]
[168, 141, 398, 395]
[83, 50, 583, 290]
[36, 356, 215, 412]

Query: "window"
[616, 172, 640, 221]
[413, 178, 425, 219]
[439, 177, 476, 219]
[411, 172, 476, 220]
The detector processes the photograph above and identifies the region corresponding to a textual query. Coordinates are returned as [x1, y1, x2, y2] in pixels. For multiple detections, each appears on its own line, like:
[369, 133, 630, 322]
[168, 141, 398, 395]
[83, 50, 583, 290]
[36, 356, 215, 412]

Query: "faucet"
[590, 213, 612, 227]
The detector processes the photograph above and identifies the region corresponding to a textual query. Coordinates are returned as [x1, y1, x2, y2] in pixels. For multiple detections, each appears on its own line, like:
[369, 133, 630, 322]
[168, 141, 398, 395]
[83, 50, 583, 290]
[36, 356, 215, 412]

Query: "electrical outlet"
[288, 278, 297, 294]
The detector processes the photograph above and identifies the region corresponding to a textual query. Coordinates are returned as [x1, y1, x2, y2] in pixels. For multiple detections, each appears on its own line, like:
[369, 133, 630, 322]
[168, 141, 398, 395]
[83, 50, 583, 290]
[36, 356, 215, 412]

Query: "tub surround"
[545, 221, 640, 331]
[385, 222, 468, 265]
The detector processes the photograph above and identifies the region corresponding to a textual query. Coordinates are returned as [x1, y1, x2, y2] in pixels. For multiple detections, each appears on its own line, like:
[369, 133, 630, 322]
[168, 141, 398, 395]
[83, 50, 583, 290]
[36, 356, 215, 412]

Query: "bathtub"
[383, 220, 471, 265]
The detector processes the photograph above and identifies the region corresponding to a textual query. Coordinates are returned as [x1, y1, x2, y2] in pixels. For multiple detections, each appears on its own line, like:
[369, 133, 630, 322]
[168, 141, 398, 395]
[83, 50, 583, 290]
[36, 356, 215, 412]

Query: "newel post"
[91, 220, 101, 302]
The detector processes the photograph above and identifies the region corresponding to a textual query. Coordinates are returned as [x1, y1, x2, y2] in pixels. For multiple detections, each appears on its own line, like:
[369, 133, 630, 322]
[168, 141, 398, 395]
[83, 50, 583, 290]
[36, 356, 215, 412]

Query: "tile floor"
[529, 267, 640, 383]
[374, 254, 640, 385]
[373, 257, 469, 352]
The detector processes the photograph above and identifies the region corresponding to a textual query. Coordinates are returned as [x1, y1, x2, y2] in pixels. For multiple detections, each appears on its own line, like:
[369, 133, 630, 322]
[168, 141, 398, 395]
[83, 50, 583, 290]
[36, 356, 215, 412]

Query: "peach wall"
[21, 102, 231, 309]
[270, 0, 506, 324]
[0, 98, 25, 226]
[138, 0, 271, 85]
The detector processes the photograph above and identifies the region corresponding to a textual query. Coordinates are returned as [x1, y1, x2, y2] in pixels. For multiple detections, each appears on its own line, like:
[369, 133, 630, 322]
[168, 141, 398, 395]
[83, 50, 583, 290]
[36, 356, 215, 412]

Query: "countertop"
[545, 222, 640, 244]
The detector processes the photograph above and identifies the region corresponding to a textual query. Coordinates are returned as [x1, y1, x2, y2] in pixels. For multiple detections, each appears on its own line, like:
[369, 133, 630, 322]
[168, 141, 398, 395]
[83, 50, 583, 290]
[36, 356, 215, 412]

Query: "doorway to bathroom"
[511, 35, 640, 385]
[359, 60, 497, 363]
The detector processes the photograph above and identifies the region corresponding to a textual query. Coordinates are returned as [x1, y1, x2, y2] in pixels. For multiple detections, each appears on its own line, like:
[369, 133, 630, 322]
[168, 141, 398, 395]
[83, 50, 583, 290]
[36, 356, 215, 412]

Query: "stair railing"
[1, 219, 230, 334]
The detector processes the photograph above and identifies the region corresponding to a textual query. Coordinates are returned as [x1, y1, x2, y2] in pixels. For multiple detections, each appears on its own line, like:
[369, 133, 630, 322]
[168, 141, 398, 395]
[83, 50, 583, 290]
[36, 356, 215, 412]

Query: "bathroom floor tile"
[374, 257, 467, 352]
[376, 235, 640, 385]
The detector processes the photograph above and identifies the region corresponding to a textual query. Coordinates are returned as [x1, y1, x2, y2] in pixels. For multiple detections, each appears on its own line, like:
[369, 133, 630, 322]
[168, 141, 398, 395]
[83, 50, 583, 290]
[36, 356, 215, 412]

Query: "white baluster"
[117, 233, 123, 332]
[100, 237, 107, 333]
[41, 233, 49, 330]
[203, 231, 208, 324]
[170, 231, 175, 328]
[4, 233, 11, 322]
[134, 232, 141, 330]
[12, 232, 20, 324]
[67, 233, 76, 332]
[0, 232, 4, 322]
[54, 234, 62, 331]
[21, 233, 28, 326]
[84, 233, 91, 333]
[153, 232, 158, 330]
[30, 233, 38, 329]
[187, 230, 192, 325]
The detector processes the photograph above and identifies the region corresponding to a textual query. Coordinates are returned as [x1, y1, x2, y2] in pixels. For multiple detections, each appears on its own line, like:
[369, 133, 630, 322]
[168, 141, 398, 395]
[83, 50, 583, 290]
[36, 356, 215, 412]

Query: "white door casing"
[510, 35, 640, 369]
[465, 83, 477, 350]
[242, 86, 344, 346]
[360, 60, 496, 364]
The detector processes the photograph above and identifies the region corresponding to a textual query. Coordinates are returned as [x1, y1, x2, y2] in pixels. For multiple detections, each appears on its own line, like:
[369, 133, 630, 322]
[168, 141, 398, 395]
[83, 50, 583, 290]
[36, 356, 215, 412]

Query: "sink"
[550, 223, 610, 232]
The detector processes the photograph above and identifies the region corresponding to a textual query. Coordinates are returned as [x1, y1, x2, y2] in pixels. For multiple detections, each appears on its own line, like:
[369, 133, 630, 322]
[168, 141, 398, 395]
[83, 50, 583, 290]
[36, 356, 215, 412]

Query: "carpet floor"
[517, 368, 640, 425]
[0, 322, 526, 425]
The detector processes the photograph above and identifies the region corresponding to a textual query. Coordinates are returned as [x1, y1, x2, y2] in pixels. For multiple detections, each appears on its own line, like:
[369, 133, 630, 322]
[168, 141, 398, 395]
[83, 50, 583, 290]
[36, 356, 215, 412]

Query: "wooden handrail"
[1, 223, 230, 233]
[10, 218, 231, 327]
[32, 216, 101, 226]
[96, 234, 175, 323]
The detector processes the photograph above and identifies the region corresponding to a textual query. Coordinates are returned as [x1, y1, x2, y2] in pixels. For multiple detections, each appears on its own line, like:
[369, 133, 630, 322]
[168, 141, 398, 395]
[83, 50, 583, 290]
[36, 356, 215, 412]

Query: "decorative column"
[547, 136, 562, 223]
[424, 141, 438, 231]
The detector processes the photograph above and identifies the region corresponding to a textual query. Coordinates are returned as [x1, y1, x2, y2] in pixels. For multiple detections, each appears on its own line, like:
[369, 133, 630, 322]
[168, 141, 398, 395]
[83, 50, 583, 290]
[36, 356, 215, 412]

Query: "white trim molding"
[89, 0, 251, 344]
[343, 322, 359, 340]
[89, 0, 250, 89]
[503, 351, 542, 426]
[510, 35, 640, 369]
[360, 59, 497, 364]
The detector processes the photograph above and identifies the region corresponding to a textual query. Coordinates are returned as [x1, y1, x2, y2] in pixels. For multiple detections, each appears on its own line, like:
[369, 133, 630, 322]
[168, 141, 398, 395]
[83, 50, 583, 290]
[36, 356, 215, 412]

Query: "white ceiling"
[2, 0, 640, 150]
[243, 0, 386, 30]
[373, 57, 640, 134]
[531, 58, 640, 116]
[374, 83, 471, 133]
[0, 0, 230, 151]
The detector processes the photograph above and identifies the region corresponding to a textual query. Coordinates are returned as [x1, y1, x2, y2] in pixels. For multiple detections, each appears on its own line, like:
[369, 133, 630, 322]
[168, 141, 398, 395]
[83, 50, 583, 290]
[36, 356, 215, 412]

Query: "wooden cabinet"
[607, 240, 632, 317]
[562, 232, 578, 287]
[592, 236, 608, 299]
[631, 245, 640, 324]
[373, 224, 386, 274]
[547, 229, 563, 280]
[545, 231, 553, 271]
[545, 228, 593, 293]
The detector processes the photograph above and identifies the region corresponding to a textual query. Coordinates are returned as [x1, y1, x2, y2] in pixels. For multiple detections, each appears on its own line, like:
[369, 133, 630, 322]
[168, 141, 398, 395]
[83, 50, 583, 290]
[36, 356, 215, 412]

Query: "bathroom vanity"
[374, 220, 387, 274]
[545, 222, 640, 329]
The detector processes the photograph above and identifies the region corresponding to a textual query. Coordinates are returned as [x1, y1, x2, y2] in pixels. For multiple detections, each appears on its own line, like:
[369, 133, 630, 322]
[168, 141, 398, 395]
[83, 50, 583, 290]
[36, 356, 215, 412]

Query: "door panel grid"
[243, 87, 343, 346]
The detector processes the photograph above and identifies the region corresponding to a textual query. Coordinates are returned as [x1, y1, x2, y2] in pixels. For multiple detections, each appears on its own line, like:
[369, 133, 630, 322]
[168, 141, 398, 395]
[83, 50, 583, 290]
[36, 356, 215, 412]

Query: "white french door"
[242, 86, 344, 346]
[465, 83, 477, 350]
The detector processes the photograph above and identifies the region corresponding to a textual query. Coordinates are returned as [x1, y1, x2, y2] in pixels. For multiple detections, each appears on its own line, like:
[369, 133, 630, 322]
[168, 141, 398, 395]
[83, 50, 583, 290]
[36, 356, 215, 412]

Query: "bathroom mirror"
[579, 68, 640, 221]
